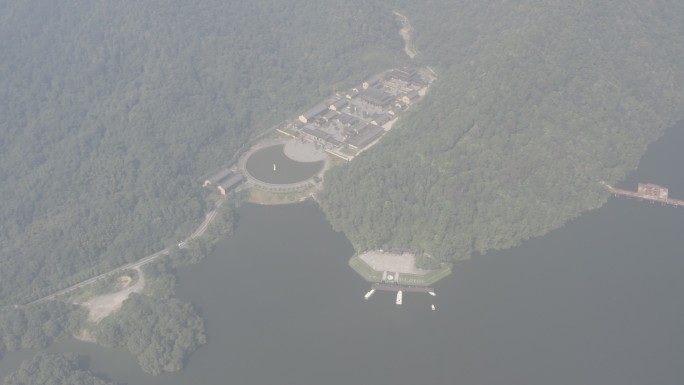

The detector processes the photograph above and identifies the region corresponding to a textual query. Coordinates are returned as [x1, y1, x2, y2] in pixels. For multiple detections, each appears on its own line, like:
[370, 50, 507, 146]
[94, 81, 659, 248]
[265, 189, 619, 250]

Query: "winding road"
[24, 197, 226, 307]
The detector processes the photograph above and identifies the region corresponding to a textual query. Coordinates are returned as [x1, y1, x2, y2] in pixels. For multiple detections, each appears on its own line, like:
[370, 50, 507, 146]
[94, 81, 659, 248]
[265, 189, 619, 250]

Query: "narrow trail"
[24, 197, 226, 307]
[393, 10, 417, 59]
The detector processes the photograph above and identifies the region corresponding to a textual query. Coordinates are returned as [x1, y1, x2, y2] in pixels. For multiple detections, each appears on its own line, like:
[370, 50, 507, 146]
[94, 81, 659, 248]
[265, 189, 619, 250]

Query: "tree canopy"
[94, 294, 206, 375]
[319, 0, 684, 261]
[0, 0, 403, 306]
[3, 352, 117, 385]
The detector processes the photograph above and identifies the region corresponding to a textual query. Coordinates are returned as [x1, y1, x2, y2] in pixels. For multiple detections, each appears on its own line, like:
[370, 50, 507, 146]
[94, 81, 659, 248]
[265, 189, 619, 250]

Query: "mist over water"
[2, 123, 684, 385]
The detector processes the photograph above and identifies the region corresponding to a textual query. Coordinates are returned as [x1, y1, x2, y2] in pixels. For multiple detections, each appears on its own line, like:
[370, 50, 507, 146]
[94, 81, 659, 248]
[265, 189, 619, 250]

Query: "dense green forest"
[3, 352, 117, 385]
[0, 0, 403, 306]
[0, 302, 85, 356]
[0, 2, 403, 380]
[93, 294, 205, 375]
[3, 0, 684, 382]
[320, 1, 684, 262]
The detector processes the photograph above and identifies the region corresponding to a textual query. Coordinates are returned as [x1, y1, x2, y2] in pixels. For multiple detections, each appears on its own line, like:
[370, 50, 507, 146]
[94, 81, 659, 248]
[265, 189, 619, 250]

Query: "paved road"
[24, 198, 226, 307]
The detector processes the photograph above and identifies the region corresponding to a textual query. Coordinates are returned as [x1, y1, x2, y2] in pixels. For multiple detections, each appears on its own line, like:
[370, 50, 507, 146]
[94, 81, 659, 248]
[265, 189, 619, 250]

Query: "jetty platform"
[372, 283, 434, 293]
[602, 181, 684, 208]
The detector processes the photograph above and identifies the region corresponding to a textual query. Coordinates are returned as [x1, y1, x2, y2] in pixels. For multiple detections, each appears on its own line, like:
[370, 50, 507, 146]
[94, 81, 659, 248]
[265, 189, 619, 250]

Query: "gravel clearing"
[283, 140, 327, 162]
[80, 267, 145, 323]
[358, 250, 427, 275]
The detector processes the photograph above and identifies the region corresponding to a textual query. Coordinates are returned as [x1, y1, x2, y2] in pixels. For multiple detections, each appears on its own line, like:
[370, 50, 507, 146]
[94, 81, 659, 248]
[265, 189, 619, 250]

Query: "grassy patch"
[349, 255, 452, 286]
[397, 265, 451, 286]
[348, 255, 383, 282]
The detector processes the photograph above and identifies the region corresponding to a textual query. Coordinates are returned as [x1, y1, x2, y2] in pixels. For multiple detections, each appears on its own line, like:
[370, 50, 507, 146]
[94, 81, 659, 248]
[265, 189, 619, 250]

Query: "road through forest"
[24, 198, 225, 307]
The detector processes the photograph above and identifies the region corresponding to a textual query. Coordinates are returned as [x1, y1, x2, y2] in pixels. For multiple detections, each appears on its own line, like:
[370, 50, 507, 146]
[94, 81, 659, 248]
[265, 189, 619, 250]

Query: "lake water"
[2, 123, 684, 385]
[245, 144, 323, 184]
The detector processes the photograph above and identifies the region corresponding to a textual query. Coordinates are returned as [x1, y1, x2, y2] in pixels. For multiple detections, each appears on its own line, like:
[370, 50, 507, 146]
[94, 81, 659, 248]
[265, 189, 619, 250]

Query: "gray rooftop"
[300, 103, 329, 120]
[346, 125, 384, 149]
[206, 168, 233, 184]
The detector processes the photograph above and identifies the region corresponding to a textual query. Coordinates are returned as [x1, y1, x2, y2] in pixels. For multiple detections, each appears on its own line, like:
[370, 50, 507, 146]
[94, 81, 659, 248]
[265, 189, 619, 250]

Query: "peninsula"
[350, 249, 451, 287]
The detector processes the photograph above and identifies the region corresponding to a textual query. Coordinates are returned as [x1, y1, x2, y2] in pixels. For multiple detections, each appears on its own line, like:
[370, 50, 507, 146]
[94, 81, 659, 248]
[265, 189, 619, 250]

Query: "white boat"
[273, 163, 276, 171]
[431, 304, 436, 311]
[364, 289, 375, 300]
[428, 291, 436, 296]
[396, 290, 403, 305]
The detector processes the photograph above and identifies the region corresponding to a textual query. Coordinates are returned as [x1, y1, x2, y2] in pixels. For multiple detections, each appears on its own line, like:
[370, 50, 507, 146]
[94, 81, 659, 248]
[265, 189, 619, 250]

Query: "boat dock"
[365, 284, 436, 308]
[602, 181, 684, 208]
[372, 283, 434, 293]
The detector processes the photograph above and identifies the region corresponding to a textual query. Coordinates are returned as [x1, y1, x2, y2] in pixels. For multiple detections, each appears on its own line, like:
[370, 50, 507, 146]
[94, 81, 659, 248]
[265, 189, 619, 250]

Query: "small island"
[349, 249, 451, 287]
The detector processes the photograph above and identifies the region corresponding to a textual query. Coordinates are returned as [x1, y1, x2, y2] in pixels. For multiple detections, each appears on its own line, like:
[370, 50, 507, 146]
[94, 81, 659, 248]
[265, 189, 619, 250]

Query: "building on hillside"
[302, 127, 343, 147]
[217, 172, 244, 195]
[302, 127, 332, 143]
[362, 76, 381, 90]
[401, 90, 420, 105]
[345, 89, 359, 100]
[350, 121, 369, 134]
[329, 99, 348, 111]
[203, 168, 233, 187]
[338, 113, 357, 127]
[322, 110, 339, 122]
[346, 125, 384, 151]
[298, 103, 329, 124]
[390, 67, 419, 83]
[370, 113, 391, 126]
[360, 87, 393, 107]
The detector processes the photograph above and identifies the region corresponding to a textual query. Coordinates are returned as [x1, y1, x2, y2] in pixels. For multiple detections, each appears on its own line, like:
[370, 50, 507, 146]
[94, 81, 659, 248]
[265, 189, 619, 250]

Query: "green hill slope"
[0, 0, 403, 305]
[319, 1, 684, 263]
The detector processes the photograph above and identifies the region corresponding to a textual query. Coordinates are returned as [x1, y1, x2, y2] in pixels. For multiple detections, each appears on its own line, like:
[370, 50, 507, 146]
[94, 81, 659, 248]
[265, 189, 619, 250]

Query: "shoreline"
[349, 254, 451, 287]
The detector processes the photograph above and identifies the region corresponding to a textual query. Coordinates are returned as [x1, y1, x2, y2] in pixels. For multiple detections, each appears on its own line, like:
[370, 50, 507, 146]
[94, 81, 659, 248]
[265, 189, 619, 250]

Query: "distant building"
[203, 168, 233, 187]
[350, 121, 369, 134]
[401, 90, 420, 105]
[360, 87, 393, 107]
[362, 76, 381, 90]
[638, 183, 669, 199]
[322, 110, 339, 122]
[302, 127, 343, 147]
[329, 99, 348, 111]
[298, 103, 329, 124]
[370, 113, 391, 126]
[216, 172, 244, 195]
[346, 125, 384, 150]
[338, 113, 357, 127]
[389, 67, 419, 83]
[345, 89, 359, 100]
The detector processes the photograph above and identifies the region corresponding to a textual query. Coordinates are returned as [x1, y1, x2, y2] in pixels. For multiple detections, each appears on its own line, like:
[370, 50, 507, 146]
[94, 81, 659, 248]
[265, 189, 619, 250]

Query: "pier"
[602, 181, 684, 208]
[372, 283, 434, 293]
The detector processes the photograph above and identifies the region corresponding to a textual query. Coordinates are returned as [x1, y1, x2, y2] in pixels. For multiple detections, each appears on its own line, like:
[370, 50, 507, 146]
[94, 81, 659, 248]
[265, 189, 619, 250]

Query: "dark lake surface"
[245, 144, 323, 184]
[2, 123, 684, 385]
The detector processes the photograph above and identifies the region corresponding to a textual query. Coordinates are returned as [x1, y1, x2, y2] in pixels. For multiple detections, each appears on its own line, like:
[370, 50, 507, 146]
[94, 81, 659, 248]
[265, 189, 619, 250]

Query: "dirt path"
[80, 267, 145, 323]
[393, 10, 417, 59]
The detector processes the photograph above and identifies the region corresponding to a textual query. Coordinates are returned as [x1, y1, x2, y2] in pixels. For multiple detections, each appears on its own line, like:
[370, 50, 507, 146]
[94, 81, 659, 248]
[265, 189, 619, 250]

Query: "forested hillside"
[320, 1, 684, 262]
[3, 352, 116, 385]
[0, 0, 403, 305]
